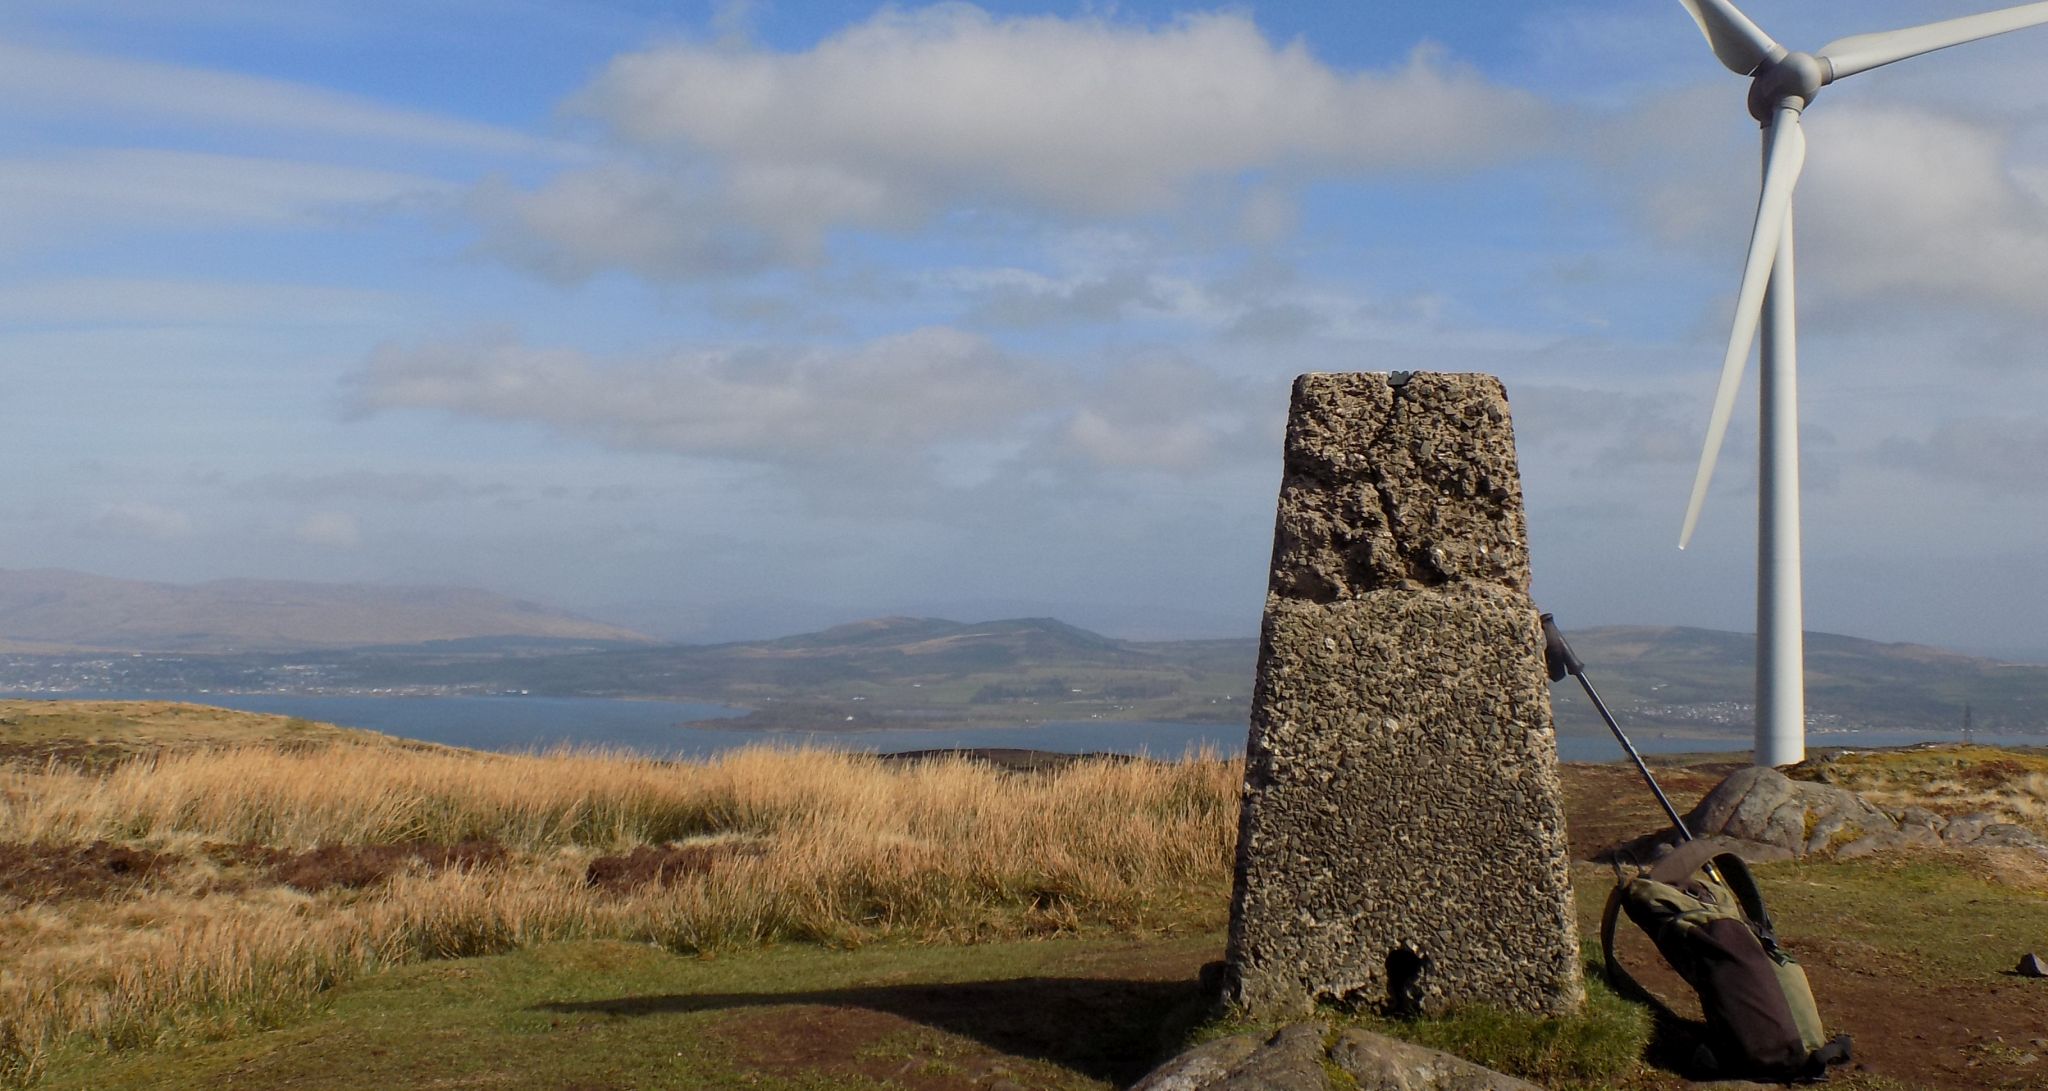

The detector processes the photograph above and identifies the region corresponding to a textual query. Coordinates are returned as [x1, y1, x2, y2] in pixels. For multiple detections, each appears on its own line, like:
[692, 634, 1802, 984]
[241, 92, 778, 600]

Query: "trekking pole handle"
[1540, 613, 1583, 682]
[1540, 611, 1696, 843]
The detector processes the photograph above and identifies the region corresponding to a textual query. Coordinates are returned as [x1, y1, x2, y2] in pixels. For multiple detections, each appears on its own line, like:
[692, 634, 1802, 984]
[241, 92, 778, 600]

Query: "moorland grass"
[0, 740, 1240, 1083]
[11, 726, 2048, 1089]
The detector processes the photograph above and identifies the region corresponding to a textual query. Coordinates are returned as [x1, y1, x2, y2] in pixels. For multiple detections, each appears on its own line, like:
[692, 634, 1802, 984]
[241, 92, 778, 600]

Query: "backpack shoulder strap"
[1708, 852, 1782, 953]
[1645, 837, 1725, 886]
[1599, 878, 1681, 1019]
[1630, 835, 1728, 884]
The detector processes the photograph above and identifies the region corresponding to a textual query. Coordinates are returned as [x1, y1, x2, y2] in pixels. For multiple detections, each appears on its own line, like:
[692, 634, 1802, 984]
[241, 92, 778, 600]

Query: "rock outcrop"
[1226, 373, 1581, 1017]
[1132, 1024, 1544, 1091]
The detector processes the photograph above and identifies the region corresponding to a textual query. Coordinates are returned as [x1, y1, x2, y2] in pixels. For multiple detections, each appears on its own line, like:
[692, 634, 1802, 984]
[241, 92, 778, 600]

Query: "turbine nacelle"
[1746, 51, 1827, 121]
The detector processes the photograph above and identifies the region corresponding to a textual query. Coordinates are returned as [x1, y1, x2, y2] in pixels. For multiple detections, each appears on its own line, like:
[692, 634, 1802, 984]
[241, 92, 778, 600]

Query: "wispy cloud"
[1879, 416, 2048, 492]
[347, 328, 1066, 465]
[344, 326, 1278, 487]
[0, 40, 561, 157]
[235, 471, 514, 505]
[0, 149, 450, 245]
[0, 278, 401, 327]
[91, 500, 195, 541]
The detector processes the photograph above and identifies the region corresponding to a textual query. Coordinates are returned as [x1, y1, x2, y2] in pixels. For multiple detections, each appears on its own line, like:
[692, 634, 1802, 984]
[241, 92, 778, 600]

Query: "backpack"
[1601, 839, 1852, 1081]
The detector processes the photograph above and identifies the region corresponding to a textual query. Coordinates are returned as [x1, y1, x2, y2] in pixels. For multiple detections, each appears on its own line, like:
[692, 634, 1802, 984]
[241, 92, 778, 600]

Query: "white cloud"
[1600, 89, 2048, 323]
[348, 328, 1065, 464]
[482, 5, 1552, 280]
[293, 511, 362, 548]
[1797, 104, 2048, 313]
[1053, 356, 1265, 472]
[0, 40, 557, 157]
[584, 8, 1547, 208]
[0, 150, 451, 245]
[469, 167, 778, 282]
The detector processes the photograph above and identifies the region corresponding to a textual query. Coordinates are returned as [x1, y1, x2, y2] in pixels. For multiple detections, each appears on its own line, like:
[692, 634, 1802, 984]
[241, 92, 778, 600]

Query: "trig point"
[1224, 372, 1581, 1016]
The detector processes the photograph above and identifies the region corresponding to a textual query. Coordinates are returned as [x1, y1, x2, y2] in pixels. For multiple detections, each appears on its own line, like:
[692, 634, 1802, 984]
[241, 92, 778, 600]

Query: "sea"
[17, 692, 2048, 764]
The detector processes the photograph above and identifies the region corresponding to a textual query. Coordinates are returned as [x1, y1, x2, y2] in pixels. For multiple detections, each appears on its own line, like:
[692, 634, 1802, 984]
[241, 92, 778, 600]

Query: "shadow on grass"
[537, 975, 1205, 1086]
[1601, 970, 1723, 1082]
[1639, 1005, 1721, 1081]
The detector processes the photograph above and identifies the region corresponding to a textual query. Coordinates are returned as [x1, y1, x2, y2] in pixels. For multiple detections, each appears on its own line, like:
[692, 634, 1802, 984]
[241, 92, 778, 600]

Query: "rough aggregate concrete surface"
[1227, 372, 1582, 1017]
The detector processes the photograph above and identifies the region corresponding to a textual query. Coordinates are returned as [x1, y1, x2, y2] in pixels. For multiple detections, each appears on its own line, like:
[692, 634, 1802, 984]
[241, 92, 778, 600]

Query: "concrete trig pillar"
[1224, 372, 1582, 1016]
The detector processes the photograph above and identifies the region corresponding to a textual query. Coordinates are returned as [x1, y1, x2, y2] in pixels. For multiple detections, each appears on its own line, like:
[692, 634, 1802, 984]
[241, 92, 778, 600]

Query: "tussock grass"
[0, 740, 1241, 1084]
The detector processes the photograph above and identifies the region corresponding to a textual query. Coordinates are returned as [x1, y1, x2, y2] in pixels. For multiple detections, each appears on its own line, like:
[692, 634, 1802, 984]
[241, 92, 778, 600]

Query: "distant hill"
[528, 618, 2041, 736]
[1552, 625, 2048, 736]
[2, 593, 2043, 736]
[315, 615, 2041, 735]
[0, 569, 655, 653]
[291, 615, 1255, 728]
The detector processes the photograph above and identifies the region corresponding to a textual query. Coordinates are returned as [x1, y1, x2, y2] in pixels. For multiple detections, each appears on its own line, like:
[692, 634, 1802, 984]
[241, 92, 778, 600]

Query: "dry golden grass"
[0, 701, 401, 772]
[0, 740, 1242, 1083]
[1793, 744, 2048, 837]
[0, 700, 396, 748]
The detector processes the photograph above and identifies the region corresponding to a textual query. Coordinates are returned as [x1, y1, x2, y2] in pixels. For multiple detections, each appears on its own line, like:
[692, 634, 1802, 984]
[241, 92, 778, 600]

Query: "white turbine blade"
[1680, 111, 1807, 550]
[1679, 0, 1786, 74]
[1821, 1, 2048, 81]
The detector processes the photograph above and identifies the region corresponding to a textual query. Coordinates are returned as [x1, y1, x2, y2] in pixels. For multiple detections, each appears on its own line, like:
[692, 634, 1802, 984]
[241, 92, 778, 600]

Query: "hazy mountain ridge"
[1553, 625, 2048, 735]
[0, 569, 655, 653]
[297, 617, 2048, 735]
[0, 576, 2041, 735]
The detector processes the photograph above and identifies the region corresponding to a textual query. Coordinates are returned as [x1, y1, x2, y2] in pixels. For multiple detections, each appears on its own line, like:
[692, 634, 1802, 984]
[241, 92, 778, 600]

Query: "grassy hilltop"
[3, 702, 2047, 1090]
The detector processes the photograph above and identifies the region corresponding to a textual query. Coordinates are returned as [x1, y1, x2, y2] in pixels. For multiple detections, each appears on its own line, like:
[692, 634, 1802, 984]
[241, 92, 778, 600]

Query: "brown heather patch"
[584, 840, 762, 893]
[0, 842, 168, 903]
[0, 744, 133, 774]
[267, 841, 508, 894]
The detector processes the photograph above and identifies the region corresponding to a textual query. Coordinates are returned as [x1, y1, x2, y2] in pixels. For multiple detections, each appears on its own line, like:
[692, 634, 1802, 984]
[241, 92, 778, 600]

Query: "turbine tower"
[1675, 0, 2048, 766]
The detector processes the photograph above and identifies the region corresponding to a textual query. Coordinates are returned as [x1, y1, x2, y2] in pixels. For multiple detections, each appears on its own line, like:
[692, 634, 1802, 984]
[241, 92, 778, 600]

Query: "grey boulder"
[1132, 1024, 1542, 1091]
[1613, 767, 2048, 863]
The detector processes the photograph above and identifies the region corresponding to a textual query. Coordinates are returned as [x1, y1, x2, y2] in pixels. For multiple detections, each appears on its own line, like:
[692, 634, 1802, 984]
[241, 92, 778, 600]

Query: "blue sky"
[3, 1, 2047, 654]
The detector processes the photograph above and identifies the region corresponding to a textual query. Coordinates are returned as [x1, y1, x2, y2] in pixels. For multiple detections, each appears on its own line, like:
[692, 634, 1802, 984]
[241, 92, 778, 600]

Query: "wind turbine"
[1674, 0, 2048, 767]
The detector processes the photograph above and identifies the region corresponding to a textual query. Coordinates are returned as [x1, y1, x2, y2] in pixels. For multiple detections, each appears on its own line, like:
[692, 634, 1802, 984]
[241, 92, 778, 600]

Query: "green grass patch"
[1752, 856, 2048, 979]
[32, 935, 1223, 1091]
[1366, 972, 1650, 1088]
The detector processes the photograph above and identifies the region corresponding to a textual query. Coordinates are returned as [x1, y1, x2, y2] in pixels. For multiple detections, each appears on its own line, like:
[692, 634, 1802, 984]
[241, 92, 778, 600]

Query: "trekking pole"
[1540, 613, 1695, 843]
